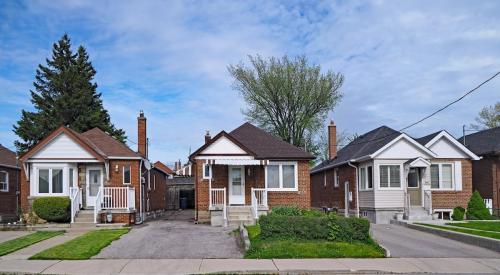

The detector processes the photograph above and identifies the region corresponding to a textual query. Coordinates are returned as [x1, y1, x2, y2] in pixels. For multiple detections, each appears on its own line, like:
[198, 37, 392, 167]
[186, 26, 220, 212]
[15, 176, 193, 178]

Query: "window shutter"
[454, 161, 462, 191]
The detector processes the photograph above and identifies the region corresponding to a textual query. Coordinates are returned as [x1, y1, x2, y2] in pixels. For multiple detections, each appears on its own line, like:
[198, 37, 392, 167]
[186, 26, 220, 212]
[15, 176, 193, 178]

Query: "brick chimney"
[137, 110, 147, 158]
[328, 120, 337, 159]
[204, 130, 211, 144]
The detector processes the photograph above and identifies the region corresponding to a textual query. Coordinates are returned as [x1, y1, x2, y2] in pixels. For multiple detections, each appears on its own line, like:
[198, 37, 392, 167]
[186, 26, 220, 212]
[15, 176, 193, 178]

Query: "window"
[266, 162, 297, 191]
[69, 168, 74, 188]
[359, 167, 366, 190]
[153, 174, 156, 190]
[431, 163, 454, 190]
[379, 165, 401, 188]
[38, 168, 63, 194]
[323, 172, 327, 187]
[367, 166, 373, 189]
[0, 171, 8, 192]
[123, 165, 131, 184]
[203, 164, 212, 179]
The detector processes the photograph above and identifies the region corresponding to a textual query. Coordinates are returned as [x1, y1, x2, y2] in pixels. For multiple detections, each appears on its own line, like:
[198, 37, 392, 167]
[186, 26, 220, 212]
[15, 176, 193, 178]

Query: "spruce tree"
[14, 34, 126, 153]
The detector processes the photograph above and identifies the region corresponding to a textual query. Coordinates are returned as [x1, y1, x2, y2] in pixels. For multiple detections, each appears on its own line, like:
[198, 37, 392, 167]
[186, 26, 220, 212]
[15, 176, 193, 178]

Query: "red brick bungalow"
[189, 122, 314, 226]
[311, 121, 479, 224]
[0, 145, 20, 223]
[19, 111, 167, 225]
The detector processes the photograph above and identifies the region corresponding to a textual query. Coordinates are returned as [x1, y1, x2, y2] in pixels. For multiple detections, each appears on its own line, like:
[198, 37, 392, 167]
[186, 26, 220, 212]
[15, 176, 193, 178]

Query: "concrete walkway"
[371, 224, 500, 258]
[0, 230, 88, 260]
[1, 258, 500, 274]
[0, 231, 30, 242]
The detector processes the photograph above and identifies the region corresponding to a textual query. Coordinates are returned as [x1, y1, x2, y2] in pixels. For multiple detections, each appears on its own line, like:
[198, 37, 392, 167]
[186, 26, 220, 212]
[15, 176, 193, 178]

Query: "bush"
[269, 205, 303, 216]
[32, 197, 71, 223]
[259, 215, 329, 240]
[451, 206, 465, 221]
[467, 191, 493, 220]
[327, 214, 370, 243]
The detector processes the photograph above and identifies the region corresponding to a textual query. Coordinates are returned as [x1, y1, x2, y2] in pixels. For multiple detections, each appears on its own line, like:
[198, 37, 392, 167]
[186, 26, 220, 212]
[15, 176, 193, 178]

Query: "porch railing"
[94, 187, 103, 223]
[424, 190, 432, 215]
[70, 187, 81, 223]
[102, 187, 132, 209]
[210, 188, 227, 226]
[485, 199, 493, 215]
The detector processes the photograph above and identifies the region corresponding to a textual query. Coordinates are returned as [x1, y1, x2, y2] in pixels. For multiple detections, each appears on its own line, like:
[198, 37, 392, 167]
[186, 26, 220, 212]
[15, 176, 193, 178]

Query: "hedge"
[32, 197, 71, 223]
[467, 191, 492, 220]
[451, 206, 465, 221]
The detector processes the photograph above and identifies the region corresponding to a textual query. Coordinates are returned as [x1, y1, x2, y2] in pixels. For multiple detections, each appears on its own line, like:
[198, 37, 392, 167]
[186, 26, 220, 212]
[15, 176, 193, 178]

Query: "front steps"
[407, 206, 433, 221]
[227, 206, 255, 226]
[71, 209, 127, 229]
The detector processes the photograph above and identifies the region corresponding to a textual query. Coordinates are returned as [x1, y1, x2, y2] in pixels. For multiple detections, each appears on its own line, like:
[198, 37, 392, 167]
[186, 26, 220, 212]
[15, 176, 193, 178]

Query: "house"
[189, 122, 314, 226]
[310, 121, 479, 224]
[0, 145, 20, 223]
[19, 111, 167, 225]
[460, 126, 500, 216]
[154, 161, 174, 177]
[174, 160, 192, 176]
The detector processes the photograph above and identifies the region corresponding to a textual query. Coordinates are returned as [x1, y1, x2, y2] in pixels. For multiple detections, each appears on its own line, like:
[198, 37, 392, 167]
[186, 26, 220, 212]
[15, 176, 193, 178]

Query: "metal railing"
[70, 187, 81, 223]
[102, 187, 130, 209]
[424, 190, 432, 215]
[485, 198, 493, 215]
[210, 188, 227, 226]
[251, 188, 267, 219]
[404, 191, 411, 219]
[94, 187, 103, 223]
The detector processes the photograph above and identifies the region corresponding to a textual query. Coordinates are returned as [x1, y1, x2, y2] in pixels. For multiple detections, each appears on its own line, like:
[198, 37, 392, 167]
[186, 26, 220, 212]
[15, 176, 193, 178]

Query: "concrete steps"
[227, 206, 255, 226]
[407, 206, 433, 221]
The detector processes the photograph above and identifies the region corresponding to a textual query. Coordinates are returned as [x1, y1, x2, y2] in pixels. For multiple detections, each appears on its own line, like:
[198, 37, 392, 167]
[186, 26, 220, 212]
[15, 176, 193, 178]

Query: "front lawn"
[416, 223, 500, 240]
[446, 221, 500, 232]
[0, 231, 64, 256]
[245, 224, 384, 259]
[30, 228, 129, 260]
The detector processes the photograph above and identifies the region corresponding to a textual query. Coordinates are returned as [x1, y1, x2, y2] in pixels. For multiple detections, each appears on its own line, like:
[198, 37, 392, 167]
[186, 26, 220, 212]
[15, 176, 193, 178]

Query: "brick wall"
[100, 212, 136, 225]
[432, 159, 473, 209]
[0, 166, 20, 219]
[310, 164, 357, 211]
[472, 156, 499, 212]
[267, 161, 311, 209]
[146, 169, 167, 211]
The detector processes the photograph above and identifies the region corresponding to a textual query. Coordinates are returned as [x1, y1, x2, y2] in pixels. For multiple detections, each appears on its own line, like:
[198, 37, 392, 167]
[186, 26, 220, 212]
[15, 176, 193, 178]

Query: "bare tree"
[470, 102, 500, 130]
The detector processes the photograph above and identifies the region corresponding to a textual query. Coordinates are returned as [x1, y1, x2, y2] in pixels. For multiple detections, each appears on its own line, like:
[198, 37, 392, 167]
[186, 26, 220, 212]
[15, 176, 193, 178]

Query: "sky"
[0, 0, 499, 167]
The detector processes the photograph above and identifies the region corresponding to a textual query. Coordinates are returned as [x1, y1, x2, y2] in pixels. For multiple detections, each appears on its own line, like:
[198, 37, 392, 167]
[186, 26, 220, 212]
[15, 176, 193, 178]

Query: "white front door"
[86, 167, 103, 208]
[229, 166, 245, 205]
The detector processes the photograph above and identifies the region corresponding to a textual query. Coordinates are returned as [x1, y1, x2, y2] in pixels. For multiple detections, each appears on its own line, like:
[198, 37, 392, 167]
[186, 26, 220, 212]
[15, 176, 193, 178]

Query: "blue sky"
[1, 1, 499, 167]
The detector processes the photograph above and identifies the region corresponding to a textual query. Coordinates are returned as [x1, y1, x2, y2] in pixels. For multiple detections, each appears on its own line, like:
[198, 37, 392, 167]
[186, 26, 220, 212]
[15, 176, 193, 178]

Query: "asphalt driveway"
[95, 219, 243, 259]
[371, 224, 500, 258]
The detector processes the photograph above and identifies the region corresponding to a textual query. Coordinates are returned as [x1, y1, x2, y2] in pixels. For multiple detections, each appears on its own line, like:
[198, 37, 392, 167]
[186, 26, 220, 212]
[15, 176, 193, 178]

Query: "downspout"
[16, 155, 20, 222]
[137, 158, 144, 224]
[347, 161, 360, 217]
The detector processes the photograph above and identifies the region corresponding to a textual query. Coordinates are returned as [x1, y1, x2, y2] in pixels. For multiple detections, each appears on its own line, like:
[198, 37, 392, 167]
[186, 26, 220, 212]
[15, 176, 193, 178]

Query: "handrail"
[403, 191, 411, 219]
[222, 188, 227, 227]
[210, 188, 227, 226]
[94, 187, 103, 223]
[424, 190, 432, 215]
[251, 188, 258, 219]
[70, 187, 80, 223]
[102, 187, 129, 209]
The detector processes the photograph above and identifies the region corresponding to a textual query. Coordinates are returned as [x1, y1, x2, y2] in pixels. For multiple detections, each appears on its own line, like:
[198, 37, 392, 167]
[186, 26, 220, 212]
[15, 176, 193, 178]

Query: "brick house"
[0, 145, 20, 223]
[460, 126, 500, 216]
[311, 121, 479, 224]
[19, 111, 167, 225]
[189, 122, 314, 226]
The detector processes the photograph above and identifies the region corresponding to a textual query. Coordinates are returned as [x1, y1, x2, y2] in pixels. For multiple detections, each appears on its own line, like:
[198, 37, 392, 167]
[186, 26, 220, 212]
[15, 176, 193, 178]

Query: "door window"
[408, 168, 419, 188]
[89, 170, 101, 196]
[231, 168, 242, 195]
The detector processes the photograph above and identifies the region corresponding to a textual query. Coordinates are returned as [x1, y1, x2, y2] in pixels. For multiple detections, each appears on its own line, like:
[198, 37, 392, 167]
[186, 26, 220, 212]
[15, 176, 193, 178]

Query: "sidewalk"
[1, 258, 500, 274]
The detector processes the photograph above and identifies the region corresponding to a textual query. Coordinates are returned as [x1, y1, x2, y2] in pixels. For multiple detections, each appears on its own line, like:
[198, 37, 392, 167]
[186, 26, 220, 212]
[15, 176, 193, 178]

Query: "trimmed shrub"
[467, 191, 493, 220]
[32, 197, 71, 223]
[259, 214, 329, 240]
[451, 206, 465, 221]
[327, 214, 370, 243]
[269, 205, 303, 216]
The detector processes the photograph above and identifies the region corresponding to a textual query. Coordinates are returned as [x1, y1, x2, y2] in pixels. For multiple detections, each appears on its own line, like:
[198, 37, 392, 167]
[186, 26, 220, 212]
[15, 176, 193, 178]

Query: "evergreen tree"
[14, 34, 126, 153]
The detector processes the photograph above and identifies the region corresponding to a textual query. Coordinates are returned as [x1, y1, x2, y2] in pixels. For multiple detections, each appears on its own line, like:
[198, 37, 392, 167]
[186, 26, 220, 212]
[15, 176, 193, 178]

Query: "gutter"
[347, 161, 360, 218]
[136, 158, 144, 225]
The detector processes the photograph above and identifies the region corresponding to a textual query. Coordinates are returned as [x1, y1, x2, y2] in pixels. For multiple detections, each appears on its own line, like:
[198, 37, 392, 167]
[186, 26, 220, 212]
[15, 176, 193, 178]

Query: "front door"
[407, 168, 421, 206]
[86, 167, 103, 208]
[229, 166, 245, 205]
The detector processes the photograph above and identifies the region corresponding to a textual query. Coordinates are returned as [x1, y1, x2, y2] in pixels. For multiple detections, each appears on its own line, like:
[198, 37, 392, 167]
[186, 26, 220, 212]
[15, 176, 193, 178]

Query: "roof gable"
[31, 132, 96, 159]
[425, 131, 479, 160]
[200, 135, 249, 155]
[372, 134, 436, 159]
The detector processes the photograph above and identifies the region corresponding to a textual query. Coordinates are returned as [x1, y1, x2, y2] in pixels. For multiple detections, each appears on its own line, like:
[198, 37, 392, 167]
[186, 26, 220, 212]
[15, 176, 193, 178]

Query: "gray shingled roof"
[0, 144, 18, 168]
[459, 126, 500, 156]
[311, 126, 401, 173]
[415, 131, 441, 146]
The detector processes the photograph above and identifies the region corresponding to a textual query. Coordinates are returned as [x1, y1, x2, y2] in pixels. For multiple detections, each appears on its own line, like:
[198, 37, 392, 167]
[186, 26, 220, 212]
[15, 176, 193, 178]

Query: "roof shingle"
[459, 126, 500, 156]
[0, 145, 18, 168]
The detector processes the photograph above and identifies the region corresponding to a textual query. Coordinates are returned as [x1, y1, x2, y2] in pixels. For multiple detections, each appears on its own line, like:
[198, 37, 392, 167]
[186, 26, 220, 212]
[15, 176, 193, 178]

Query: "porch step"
[227, 206, 254, 226]
[407, 206, 433, 221]
[74, 210, 94, 223]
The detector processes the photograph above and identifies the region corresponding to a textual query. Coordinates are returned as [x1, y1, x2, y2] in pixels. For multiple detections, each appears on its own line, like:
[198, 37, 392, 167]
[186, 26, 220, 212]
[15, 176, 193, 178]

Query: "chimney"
[328, 120, 337, 159]
[204, 130, 211, 144]
[137, 110, 147, 158]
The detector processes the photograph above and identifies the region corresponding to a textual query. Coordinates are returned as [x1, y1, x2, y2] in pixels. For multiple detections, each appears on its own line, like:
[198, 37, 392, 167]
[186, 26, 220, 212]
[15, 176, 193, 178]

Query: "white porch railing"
[70, 187, 81, 223]
[485, 199, 493, 215]
[94, 187, 135, 223]
[251, 188, 267, 219]
[210, 188, 227, 225]
[94, 187, 103, 223]
[424, 190, 432, 215]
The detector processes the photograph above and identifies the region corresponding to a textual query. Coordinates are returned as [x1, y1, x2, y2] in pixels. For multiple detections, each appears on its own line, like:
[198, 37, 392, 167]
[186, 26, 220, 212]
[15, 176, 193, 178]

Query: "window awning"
[205, 159, 269, 166]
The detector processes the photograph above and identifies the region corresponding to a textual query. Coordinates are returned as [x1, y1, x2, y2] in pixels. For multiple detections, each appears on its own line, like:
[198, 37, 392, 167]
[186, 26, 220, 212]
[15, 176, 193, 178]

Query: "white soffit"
[372, 134, 436, 159]
[31, 133, 94, 159]
[200, 136, 247, 155]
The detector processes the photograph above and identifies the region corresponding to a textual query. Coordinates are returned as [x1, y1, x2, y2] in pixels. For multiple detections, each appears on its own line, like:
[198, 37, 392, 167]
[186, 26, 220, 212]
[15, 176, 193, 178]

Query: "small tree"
[466, 191, 492, 220]
[470, 102, 500, 130]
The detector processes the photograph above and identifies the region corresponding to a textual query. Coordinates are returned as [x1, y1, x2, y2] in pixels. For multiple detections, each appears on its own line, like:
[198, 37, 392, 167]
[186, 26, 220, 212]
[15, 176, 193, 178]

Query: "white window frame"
[367, 166, 373, 189]
[430, 163, 454, 191]
[123, 165, 131, 185]
[265, 161, 298, 192]
[36, 167, 65, 196]
[358, 165, 374, 191]
[334, 168, 339, 188]
[378, 164, 402, 190]
[202, 163, 212, 179]
[0, 171, 8, 192]
[359, 167, 367, 190]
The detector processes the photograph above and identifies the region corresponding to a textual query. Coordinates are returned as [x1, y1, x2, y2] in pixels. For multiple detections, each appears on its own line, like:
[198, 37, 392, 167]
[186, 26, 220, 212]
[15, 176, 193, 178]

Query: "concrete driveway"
[371, 224, 500, 258]
[95, 219, 243, 259]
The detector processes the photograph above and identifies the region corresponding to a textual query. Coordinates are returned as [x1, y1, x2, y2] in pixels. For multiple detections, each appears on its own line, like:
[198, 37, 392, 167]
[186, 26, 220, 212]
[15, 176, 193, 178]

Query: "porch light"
[115, 165, 119, 172]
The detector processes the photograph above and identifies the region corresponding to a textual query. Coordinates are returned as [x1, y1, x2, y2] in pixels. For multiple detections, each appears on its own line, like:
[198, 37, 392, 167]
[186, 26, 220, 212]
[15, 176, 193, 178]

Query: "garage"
[166, 177, 195, 210]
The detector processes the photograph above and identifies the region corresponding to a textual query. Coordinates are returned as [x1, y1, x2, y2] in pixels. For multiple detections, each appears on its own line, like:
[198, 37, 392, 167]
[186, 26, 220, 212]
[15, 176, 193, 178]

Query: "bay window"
[359, 166, 374, 191]
[37, 168, 63, 195]
[379, 165, 401, 188]
[266, 162, 297, 191]
[359, 167, 366, 190]
[430, 163, 454, 190]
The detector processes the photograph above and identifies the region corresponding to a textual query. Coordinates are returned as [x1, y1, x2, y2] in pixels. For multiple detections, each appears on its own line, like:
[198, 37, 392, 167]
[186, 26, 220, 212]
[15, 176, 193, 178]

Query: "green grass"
[0, 231, 64, 256]
[445, 221, 500, 232]
[29, 228, 129, 260]
[244, 224, 384, 259]
[416, 223, 500, 240]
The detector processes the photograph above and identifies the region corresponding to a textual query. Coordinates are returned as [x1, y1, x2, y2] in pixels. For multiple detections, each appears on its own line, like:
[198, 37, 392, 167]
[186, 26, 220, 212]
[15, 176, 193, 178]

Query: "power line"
[334, 71, 500, 148]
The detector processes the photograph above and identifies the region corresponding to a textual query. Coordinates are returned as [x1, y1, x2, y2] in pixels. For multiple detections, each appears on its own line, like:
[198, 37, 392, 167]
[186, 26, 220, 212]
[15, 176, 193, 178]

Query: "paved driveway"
[95, 219, 243, 259]
[371, 224, 500, 258]
[0, 231, 30, 243]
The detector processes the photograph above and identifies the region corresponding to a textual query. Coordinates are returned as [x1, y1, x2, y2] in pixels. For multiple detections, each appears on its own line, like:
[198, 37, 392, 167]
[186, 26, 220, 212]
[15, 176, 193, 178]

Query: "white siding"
[376, 139, 432, 159]
[31, 133, 94, 159]
[201, 136, 247, 155]
[374, 190, 405, 208]
[359, 190, 375, 208]
[428, 138, 469, 159]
